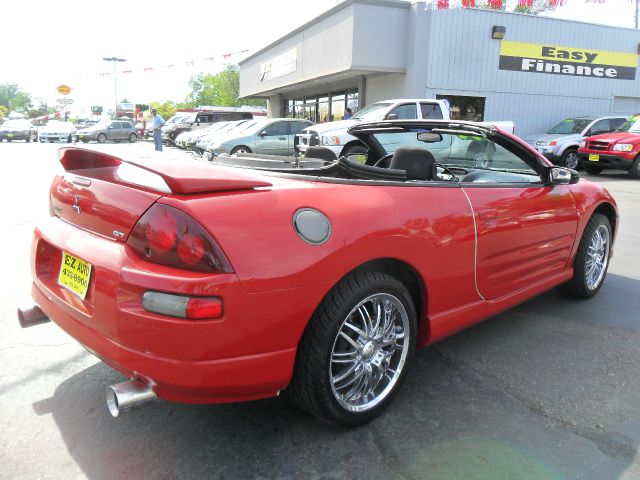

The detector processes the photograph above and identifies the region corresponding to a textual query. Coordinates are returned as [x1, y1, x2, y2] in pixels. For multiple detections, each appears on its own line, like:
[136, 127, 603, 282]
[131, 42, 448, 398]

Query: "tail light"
[127, 204, 233, 273]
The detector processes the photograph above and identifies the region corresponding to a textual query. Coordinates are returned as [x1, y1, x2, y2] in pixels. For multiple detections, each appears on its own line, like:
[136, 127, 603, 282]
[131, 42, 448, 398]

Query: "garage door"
[613, 97, 640, 115]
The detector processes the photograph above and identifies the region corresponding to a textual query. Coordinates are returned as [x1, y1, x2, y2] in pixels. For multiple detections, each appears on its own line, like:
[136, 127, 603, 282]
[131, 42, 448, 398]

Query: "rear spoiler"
[57, 147, 272, 194]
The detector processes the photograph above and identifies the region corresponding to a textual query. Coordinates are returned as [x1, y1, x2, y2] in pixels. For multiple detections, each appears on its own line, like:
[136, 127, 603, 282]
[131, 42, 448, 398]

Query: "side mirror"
[386, 113, 398, 120]
[549, 167, 579, 185]
[259, 131, 267, 137]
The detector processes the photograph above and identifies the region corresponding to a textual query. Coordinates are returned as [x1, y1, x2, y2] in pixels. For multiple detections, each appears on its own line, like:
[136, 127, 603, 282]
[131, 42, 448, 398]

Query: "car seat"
[389, 147, 437, 180]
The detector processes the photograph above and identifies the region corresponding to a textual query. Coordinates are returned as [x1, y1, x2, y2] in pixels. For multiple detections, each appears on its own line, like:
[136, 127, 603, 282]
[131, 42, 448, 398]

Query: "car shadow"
[34, 275, 640, 479]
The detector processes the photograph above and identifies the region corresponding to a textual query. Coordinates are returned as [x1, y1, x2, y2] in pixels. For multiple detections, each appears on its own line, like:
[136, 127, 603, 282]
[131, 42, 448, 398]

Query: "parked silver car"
[38, 121, 77, 143]
[525, 116, 627, 169]
[209, 118, 314, 157]
[76, 120, 138, 143]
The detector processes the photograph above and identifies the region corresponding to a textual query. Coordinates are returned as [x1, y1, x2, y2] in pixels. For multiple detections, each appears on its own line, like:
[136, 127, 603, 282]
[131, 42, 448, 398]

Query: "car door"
[107, 122, 121, 140]
[460, 138, 579, 300]
[255, 121, 290, 155]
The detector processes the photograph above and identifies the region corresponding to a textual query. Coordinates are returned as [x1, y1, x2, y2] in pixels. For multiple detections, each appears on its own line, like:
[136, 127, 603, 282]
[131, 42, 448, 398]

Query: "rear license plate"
[58, 252, 92, 300]
[589, 154, 600, 162]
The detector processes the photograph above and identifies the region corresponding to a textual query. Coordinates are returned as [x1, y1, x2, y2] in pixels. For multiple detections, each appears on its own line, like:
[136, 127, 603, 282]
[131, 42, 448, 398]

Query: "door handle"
[477, 209, 499, 227]
[278, 137, 286, 140]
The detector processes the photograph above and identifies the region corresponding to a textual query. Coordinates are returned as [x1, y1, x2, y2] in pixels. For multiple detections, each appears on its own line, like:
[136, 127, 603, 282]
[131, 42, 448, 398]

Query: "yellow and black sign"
[56, 84, 72, 95]
[499, 41, 637, 80]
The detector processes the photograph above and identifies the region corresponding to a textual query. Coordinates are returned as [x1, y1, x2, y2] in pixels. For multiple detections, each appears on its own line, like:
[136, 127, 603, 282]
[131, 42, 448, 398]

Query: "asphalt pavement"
[1, 140, 638, 480]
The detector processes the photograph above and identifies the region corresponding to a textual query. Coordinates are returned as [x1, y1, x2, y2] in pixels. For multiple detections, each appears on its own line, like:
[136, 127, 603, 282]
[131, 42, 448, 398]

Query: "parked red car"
[578, 114, 640, 178]
[20, 120, 618, 425]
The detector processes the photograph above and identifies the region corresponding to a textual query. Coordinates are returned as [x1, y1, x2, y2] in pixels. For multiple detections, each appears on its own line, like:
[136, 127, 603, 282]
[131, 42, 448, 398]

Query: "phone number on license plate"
[58, 252, 92, 299]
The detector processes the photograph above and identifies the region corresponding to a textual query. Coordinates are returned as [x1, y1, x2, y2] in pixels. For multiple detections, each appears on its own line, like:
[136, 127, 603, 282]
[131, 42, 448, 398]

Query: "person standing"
[151, 108, 165, 151]
[343, 108, 353, 120]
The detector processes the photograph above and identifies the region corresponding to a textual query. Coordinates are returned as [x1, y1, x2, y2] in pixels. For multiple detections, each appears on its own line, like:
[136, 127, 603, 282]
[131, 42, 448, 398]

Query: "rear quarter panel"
[160, 177, 478, 336]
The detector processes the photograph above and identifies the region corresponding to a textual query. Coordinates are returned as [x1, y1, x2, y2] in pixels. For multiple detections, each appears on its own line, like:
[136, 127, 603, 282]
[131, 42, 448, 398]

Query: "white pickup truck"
[296, 98, 515, 158]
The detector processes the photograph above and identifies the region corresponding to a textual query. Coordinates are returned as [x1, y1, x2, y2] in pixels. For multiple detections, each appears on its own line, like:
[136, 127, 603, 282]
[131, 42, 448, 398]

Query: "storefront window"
[318, 96, 329, 123]
[436, 95, 485, 122]
[284, 89, 358, 122]
[331, 92, 346, 121]
[347, 90, 359, 114]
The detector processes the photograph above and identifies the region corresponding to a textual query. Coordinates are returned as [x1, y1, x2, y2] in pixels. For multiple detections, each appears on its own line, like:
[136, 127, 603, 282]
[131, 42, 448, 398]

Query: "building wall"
[241, 1, 640, 137]
[240, 4, 357, 98]
[239, 0, 410, 99]
[419, 8, 640, 136]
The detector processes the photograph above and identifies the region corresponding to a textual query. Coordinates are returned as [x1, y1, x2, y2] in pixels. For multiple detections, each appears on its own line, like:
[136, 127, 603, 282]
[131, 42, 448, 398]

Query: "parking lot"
[1, 140, 639, 479]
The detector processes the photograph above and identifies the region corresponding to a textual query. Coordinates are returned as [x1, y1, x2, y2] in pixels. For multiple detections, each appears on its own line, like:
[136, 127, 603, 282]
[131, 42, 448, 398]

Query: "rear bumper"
[30, 217, 305, 404]
[577, 151, 634, 170]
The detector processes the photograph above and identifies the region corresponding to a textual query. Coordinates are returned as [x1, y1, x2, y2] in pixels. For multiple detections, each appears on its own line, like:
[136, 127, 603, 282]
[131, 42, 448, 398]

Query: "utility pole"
[102, 57, 126, 118]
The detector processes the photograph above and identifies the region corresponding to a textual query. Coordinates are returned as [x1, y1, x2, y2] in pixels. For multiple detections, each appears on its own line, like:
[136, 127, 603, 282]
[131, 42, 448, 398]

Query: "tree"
[186, 64, 266, 108]
[0, 105, 7, 119]
[28, 98, 55, 119]
[0, 84, 32, 112]
[150, 101, 177, 121]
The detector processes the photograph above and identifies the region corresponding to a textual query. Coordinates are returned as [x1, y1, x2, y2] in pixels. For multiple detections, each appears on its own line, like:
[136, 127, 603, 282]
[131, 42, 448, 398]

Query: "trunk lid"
[51, 147, 273, 240]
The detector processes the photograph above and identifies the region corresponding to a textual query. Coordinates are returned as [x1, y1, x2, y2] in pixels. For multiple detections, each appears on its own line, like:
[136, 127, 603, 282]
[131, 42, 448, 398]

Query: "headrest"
[389, 147, 436, 181]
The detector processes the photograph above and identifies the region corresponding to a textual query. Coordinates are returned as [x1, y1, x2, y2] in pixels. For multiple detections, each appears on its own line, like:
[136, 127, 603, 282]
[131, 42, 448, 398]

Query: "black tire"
[128, 133, 138, 143]
[562, 213, 612, 299]
[230, 145, 251, 155]
[560, 148, 580, 170]
[628, 155, 640, 179]
[97, 133, 107, 144]
[289, 270, 417, 426]
[583, 164, 603, 175]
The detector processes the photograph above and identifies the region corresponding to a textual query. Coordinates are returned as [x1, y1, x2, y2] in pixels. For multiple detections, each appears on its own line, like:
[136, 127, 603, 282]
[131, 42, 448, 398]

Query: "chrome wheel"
[330, 293, 410, 413]
[564, 150, 579, 169]
[585, 224, 609, 291]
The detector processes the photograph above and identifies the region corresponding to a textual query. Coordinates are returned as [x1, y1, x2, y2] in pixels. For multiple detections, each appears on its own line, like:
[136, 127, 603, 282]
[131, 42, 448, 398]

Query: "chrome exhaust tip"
[106, 379, 157, 417]
[17, 305, 50, 328]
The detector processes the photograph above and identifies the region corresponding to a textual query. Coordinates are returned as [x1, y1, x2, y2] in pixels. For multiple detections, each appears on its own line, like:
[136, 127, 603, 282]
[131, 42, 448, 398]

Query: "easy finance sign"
[499, 41, 637, 80]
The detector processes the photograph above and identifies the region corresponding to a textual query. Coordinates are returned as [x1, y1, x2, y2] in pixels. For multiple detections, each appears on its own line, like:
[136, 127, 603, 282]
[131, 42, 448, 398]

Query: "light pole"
[103, 57, 126, 118]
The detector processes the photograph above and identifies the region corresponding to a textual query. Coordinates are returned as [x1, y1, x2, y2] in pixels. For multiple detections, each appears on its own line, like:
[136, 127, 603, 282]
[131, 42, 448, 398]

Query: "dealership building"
[239, 0, 640, 137]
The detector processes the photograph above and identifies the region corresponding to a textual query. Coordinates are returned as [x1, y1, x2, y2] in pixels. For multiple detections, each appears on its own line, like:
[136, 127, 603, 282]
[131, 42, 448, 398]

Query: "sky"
[1, 0, 636, 115]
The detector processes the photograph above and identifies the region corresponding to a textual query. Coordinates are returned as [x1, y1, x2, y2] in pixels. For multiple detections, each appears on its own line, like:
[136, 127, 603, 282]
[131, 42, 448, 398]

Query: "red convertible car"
[20, 120, 618, 425]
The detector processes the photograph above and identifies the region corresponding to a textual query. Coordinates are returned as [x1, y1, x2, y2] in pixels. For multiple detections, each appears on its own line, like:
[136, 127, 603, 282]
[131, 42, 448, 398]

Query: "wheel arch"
[301, 257, 430, 349]
[593, 201, 618, 238]
[558, 142, 578, 156]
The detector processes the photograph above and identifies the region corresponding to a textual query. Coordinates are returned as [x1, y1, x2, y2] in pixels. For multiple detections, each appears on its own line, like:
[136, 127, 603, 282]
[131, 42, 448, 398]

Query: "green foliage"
[150, 101, 177, 121]
[0, 105, 8, 119]
[0, 83, 32, 112]
[186, 64, 266, 108]
[28, 99, 56, 119]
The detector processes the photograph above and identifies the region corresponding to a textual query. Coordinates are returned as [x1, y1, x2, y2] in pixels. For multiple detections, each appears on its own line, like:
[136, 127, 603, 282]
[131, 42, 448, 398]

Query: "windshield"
[352, 102, 393, 121]
[547, 118, 592, 135]
[372, 129, 538, 175]
[3, 120, 31, 128]
[237, 120, 269, 135]
[617, 114, 640, 133]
